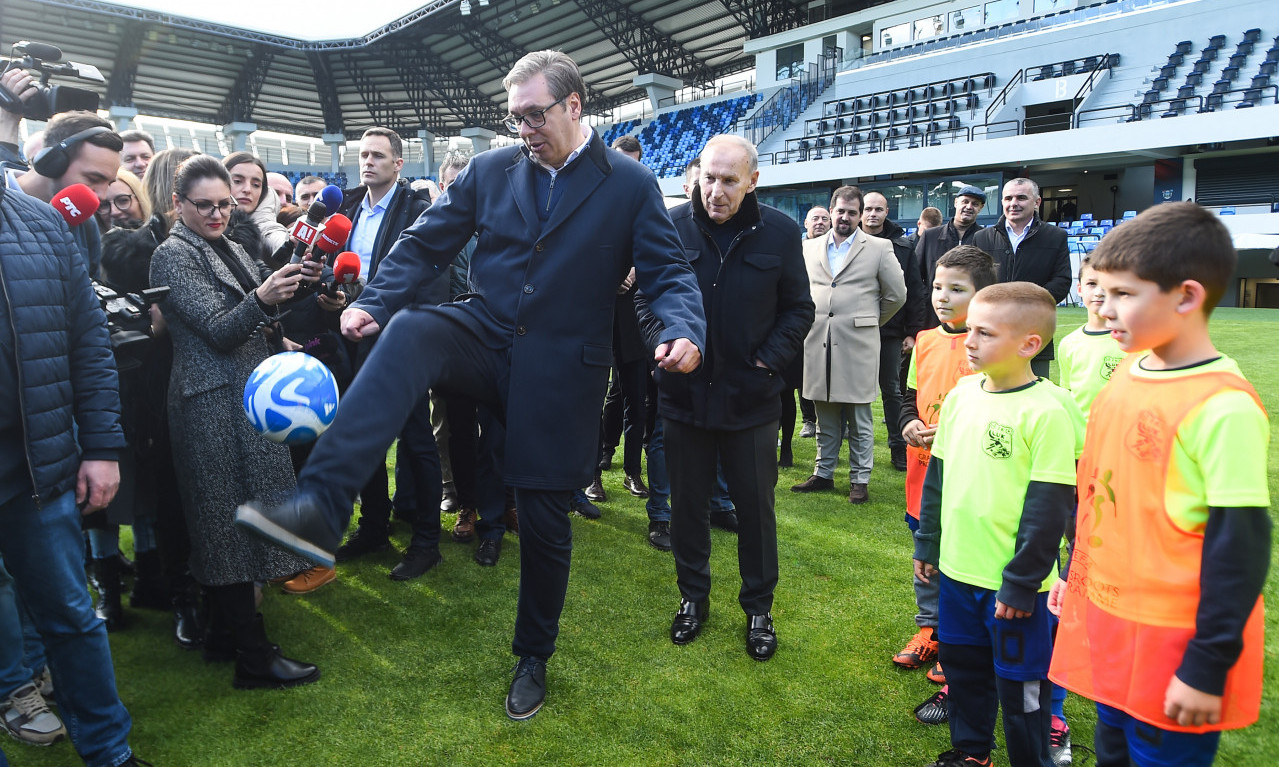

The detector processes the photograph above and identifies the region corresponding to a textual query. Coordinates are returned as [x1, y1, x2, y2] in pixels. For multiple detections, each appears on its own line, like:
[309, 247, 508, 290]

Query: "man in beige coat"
[792, 186, 906, 503]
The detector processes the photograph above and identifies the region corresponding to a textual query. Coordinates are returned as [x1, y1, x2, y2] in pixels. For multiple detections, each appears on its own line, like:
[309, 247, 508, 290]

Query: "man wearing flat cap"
[914, 184, 987, 328]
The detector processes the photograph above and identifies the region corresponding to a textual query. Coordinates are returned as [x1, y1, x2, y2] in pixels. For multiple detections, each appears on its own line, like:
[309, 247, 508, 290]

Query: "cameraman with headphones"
[2, 68, 122, 278]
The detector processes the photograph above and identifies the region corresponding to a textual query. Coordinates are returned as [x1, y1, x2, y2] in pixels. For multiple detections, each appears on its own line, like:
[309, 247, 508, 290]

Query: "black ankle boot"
[130, 550, 169, 610]
[91, 557, 127, 631]
[173, 586, 206, 651]
[232, 615, 320, 690]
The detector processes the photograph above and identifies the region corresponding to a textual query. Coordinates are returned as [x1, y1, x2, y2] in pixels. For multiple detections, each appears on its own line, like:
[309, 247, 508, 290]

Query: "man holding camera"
[2, 69, 122, 279]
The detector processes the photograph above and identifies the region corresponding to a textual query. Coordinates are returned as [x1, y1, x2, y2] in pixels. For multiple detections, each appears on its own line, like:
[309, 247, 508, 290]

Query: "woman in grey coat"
[150, 155, 319, 690]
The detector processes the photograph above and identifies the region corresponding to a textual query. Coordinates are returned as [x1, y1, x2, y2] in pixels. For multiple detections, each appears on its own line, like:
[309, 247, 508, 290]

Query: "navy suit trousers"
[299, 305, 573, 658]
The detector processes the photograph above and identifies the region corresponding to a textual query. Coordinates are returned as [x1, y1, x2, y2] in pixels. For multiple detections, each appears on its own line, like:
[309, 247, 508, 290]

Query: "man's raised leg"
[236, 307, 499, 566]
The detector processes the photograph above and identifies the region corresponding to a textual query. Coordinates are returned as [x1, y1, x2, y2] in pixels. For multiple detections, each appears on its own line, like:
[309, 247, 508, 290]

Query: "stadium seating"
[635, 95, 759, 178]
[786, 72, 994, 158]
[1132, 27, 1276, 118]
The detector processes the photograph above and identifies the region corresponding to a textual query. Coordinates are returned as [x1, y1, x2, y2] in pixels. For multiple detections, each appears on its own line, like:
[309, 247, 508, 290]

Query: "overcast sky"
[101, 1, 432, 41]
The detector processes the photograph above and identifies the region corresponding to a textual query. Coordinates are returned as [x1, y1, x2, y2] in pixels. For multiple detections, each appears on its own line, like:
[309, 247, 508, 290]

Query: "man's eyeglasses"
[182, 196, 237, 217]
[97, 194, 136, 213]
[503, 96, 566, 134]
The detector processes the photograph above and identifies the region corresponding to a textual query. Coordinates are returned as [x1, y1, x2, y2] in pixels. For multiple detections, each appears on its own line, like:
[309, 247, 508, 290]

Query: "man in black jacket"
[915, 184, 986, 328]
[972, 178, 1072, 378]
[331, 127, 443, 582]
[641, 135, 813, 661]
[861, 191, 928, 471]
[0, 184, 146, 766]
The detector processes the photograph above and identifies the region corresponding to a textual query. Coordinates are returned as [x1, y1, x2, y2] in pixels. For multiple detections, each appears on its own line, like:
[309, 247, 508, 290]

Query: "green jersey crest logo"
[1101, 355, 1123, 380]
[983, 421, 1013, 459]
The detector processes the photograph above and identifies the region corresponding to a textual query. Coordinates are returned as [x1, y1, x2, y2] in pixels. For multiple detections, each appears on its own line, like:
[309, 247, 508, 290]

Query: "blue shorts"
[1095, 704, 1221, 767]
[937, 573, 1053, 681]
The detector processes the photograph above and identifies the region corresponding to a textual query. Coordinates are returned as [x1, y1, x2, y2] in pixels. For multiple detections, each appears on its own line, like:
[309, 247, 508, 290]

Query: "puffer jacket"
[0, 185, 125, 504]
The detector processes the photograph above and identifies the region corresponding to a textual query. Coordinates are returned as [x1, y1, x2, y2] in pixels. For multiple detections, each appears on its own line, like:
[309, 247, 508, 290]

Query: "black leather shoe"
[390, 548, 442, 581]
[584, 474, 607, 502]
[440, 489, 459, 512]
[233, 647, 321, 689]
[334, 526, 391, 563]
[474, 538, 502, 567]
[647, 521, 671, 551]
[623, 474, 649, 497]
[506, 656, 547, 720]
[570, 497, 601, 519]
[791, 474, 835, 493]
[235, 493, 341, 568]
[746, 613, 777, 661]
[670, 598, 709, 645]
[709, 510, 738, 533]
[173, 595, 205, 651]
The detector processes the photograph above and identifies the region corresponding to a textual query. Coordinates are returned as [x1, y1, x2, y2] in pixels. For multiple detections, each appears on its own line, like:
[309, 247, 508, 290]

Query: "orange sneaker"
[281, 565, 336, 594]
[893, 627, 939, 669]
[926, 660, 947, 685]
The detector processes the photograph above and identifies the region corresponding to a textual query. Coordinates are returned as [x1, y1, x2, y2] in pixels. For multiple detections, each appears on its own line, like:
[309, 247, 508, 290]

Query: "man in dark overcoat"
[237, 50, 705, 720]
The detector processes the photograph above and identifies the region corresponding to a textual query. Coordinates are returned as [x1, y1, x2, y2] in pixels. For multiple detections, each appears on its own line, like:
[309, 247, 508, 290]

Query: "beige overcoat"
[801, 229, 907, 404]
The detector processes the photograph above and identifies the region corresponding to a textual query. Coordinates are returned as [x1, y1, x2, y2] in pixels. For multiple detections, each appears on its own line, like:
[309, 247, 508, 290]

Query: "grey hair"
[1005, 177, 1040, 199]
[701, 134, 758, 173]
[502, 50, 586, 110]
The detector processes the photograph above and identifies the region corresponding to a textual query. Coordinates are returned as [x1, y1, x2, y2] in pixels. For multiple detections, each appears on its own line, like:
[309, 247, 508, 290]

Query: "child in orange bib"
[894, 247, 995, 713]
[1048, 203, 1270, 767]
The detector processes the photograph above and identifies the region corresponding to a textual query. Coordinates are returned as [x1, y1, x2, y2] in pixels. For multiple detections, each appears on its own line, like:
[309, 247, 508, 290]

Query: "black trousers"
[879, 333, 906, 450]
[597, 358, 648, 475]
[297, 307, 571, 659]
[665, 418, 779, 614]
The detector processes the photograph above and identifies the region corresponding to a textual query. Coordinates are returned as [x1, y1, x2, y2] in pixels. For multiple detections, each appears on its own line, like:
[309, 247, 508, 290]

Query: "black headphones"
[32, 125, 113, 179]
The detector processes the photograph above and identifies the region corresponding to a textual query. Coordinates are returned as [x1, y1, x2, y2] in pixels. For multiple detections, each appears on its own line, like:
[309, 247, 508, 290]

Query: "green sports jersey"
[1056, 325, 1127, 420]
[932, 375, 1085, 591]
[1126, 354, 1270, 533]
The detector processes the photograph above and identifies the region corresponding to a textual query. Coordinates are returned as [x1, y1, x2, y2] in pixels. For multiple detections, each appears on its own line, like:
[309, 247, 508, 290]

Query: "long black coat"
[641, 191, 814, 431]
[351, 134, 706, 490]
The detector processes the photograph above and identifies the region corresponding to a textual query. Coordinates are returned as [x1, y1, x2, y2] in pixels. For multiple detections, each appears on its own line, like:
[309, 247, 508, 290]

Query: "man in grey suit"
[237, 50, 706, 721]
[791, 186, 906, 504]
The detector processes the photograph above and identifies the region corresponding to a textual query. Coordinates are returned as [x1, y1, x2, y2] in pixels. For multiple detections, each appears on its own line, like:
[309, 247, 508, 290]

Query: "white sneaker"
[34, 667, 53, 698]
[2, 682, 67, 746]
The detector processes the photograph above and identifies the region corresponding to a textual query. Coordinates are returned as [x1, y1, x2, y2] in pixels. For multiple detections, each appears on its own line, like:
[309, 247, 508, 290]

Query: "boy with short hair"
[1055, 256, 1127, 421]
[894, 247, 996, 704]
[1048, 202, 1270, 767]
[914, 282, 1085, 767]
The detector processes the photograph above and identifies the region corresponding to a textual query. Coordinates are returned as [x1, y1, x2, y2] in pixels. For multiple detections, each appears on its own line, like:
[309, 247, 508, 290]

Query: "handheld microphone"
[318, 185, 343, 216]
[313, 213, 352, 259]
[323, 251, 362, 298]
[49, 183, 98, 227]
[289, 200, 327, 263]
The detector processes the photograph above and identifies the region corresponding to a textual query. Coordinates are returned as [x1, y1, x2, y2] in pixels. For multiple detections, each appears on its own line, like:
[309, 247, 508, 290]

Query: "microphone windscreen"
[315, 213, 352, 254]
[304, 199, 327, 224]
[333, 251, 361, 284]
[20, 41, 63, 62]
[318, 185, 343, 214]
[50, 183, 99, 226]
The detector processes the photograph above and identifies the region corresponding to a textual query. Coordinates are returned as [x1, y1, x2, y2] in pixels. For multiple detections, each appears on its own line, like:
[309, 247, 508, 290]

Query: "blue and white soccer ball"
[243, 352, 340, 445]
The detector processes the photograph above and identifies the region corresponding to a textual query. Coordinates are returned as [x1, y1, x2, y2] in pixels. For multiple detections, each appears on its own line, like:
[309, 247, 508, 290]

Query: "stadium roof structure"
[1, 0, 811, 139]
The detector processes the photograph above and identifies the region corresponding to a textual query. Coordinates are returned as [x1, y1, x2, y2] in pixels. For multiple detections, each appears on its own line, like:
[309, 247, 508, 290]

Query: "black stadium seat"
[1243, 28, 1261, 44]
